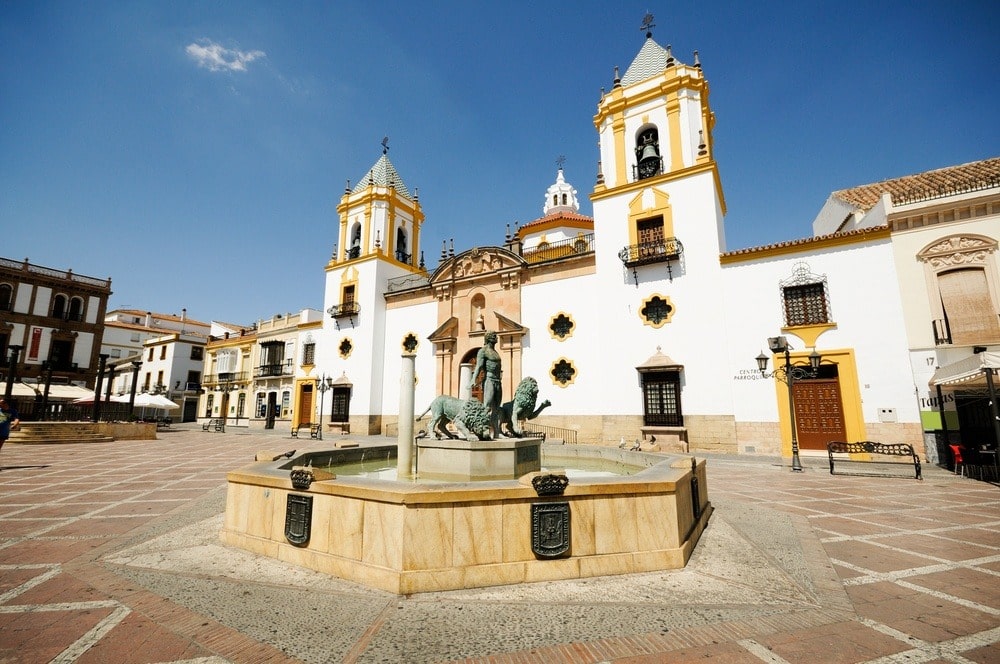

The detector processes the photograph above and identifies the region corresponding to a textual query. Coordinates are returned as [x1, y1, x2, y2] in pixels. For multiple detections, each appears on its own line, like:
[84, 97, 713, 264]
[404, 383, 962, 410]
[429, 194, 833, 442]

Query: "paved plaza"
[0, 425, 997, 664]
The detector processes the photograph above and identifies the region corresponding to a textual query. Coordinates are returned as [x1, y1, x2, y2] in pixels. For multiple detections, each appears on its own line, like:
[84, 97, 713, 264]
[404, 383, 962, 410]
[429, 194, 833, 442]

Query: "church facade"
[268, 31, 998, 462]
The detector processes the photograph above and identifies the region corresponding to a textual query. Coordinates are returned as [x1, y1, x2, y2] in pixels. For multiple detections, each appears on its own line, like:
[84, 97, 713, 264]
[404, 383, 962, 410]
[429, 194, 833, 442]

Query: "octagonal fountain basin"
[221, 443, 711, 595]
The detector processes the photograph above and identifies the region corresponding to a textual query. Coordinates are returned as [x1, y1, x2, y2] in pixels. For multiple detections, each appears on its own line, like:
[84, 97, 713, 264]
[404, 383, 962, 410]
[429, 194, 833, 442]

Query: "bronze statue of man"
[470, 330, 502, 439]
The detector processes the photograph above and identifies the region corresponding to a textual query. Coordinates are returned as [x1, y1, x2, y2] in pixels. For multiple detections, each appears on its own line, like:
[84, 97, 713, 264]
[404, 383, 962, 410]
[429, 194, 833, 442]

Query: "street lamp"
[128, 361, 142, 418]
[3, 345, 23, 402]
[41, 360, 54, 420]
[220, 380, 237, 432]
[92, 353, 109, 423]
[756, 336, 821, 472]
[315, 374, 334, 440]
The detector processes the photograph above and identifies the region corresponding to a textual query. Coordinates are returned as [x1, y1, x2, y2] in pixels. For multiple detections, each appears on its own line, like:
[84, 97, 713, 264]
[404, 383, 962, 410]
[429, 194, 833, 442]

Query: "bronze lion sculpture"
[416, 394, 492, 441]
[499, 377, 551, 438]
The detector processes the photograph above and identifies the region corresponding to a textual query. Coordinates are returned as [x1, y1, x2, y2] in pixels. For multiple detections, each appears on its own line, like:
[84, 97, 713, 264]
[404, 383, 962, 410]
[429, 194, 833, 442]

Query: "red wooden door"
[793, 379, 847, 450]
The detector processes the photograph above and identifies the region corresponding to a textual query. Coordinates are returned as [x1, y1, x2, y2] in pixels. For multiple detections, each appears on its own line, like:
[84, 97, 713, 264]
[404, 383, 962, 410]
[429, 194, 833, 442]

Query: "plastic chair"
[949, 445, 968, 478]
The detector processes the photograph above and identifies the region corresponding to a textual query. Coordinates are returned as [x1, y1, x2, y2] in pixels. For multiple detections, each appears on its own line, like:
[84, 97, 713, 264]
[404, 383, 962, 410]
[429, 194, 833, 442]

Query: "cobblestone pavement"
[0, 425, 997, 663]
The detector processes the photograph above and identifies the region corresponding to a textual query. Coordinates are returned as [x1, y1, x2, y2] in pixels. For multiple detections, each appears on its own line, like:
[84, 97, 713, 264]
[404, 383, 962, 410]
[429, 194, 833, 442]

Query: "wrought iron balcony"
[254, 360, 294, 378]
[328, 301, 360, 318]
[203, 371, 249, 386]
[618, 237, 683, 268]
[395, 249, 411, 263]
[347, 246, 361, 259]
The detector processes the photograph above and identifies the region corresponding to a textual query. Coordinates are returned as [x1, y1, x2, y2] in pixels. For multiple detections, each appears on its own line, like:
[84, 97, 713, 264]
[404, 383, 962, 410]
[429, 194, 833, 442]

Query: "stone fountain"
[221, 336, 711, 594]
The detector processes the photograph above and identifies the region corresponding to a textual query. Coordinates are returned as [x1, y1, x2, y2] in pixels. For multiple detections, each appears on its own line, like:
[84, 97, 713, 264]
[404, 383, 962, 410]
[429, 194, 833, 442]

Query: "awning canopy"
[930, 351, 1000, 387]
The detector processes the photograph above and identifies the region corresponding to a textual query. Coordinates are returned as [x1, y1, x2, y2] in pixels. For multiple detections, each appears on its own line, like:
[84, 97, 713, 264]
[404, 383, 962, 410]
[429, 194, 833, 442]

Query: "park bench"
[827, 441, 921, 480]
[291, 423, 321, 439]
[156, 417, 172, 429]
[202, 418, 225, 432]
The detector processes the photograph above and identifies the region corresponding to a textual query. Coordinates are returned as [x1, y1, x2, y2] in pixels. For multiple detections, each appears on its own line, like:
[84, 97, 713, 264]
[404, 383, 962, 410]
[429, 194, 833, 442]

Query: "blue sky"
[2, 1, 998, 325]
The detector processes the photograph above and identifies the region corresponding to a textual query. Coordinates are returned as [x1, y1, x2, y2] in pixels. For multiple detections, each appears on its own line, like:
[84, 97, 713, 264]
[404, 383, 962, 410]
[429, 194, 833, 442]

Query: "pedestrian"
[0, 398, 20, 456]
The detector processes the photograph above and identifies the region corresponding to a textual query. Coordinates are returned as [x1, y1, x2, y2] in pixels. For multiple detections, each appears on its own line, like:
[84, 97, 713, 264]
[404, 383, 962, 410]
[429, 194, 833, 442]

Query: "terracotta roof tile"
[720, 226, 888, 259]
[832, 157, 1000, 211]
[517, 210, 594, 234]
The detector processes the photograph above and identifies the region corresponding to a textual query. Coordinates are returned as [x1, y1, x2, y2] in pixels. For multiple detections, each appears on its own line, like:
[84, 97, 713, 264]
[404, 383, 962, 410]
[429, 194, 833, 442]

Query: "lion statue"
[416, 395, 492, 441]
[499, 377, 551, 438]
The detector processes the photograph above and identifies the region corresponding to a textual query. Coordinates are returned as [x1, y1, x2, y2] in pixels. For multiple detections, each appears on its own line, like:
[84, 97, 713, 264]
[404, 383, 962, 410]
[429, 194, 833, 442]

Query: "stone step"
[11, 435, 115, 445]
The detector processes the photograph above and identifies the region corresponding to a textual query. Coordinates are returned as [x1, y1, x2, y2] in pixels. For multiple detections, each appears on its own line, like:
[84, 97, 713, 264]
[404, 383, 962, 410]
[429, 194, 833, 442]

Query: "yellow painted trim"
[783, 323, 836, 349]
[639, 293, 675, 328]
[627, 188, 674, 246]
[550, 357, 578, 388]
[666, 96, 683, 171]
[591, 160, 721, 203]
[291, 377, 316, 427]
[773, 348, 865, 458]
[547, 312, 576, 341]
[612, 114, 627, 186]
[720, 227, 891, 265]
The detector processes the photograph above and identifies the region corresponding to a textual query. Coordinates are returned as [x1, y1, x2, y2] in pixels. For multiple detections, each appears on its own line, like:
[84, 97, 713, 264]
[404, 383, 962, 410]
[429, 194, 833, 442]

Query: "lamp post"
[315, 374, 333, 440]
[220, 380, 237, 432]
[91, 353, 109, 423]
[3, 345, 23, 402]
[41, 361, 54, 420]
[756, 336, 821, 472]
[128, 361, 142, 419]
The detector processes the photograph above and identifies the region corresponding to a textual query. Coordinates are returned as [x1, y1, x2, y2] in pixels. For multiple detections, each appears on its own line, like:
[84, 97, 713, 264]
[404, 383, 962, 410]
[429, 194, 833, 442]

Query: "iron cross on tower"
[555, 155, 566, 170]
[641, 13, 655, 38]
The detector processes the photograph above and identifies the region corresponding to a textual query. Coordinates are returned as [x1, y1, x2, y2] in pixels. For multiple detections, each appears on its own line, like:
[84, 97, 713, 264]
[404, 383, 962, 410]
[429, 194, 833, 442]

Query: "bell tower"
[321, 139, 426, 434]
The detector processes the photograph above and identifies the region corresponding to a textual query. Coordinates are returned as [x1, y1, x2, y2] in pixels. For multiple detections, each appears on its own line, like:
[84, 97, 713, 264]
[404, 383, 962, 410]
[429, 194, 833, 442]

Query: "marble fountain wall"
[221, 444, 712, 595]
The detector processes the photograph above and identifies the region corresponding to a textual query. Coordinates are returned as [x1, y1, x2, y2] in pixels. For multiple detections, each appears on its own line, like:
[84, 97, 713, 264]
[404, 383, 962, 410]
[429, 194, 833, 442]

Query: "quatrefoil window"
[549, 313, 575, 340]
[402, 333, 418, 353]
[550, 358, 577, 387]
[640, 294, 674, 328]
[338, 338, 353, 359]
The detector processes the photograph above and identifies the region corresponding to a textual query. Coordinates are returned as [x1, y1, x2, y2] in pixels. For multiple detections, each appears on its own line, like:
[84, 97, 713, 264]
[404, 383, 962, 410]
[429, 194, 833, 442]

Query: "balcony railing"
[203, 371, 250, 386]
[254, 360, 294, 378]
[523, 234, 594, 264]
[395, 249, 411, 264]
[328, 301, 360, 318]
[618, 237, 683, 268]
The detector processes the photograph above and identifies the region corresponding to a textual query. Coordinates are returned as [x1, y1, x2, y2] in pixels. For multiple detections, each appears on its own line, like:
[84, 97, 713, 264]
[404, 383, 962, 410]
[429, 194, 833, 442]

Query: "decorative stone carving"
[530, 473, 569, 496]
[284, 494, 313, 546]
[531, 502, 571, 558]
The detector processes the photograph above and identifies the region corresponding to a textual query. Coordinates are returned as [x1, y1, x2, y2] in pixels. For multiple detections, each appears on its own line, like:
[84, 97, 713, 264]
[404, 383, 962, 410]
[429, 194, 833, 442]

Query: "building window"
[640, 295, 674, 327]
[143, 373, 151, 391]
[937, 267, 1000, 344]
[550, 358, 577, 387]
[402, 333, 418, 353]
[302, 342, 315, 365]
[206, 394, 214, 418]
[641, 371, 683, 427]
[51, 294, 67, 319]
[339, 338, 353, 359]
[156, 371, 164, 389]
[237, 393, 246, 419]
[780, 263, 831, 327]
[783, 283, 829, 326]
[159, 346, 167, 360]
[549, 313, 575, 340]
[130, 332, 141, 342]
[190, 346, 203, 361]
[68, 297, 84, 322]
[147, 347, 154, 361]
[281, 391, 291, 418]
[0, 284, 12, 311]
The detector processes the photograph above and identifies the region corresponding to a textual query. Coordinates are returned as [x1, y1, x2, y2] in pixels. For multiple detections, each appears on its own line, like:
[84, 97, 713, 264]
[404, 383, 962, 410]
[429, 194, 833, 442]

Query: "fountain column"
[397, 353, 416, 477]
[459, 363, 474, 400]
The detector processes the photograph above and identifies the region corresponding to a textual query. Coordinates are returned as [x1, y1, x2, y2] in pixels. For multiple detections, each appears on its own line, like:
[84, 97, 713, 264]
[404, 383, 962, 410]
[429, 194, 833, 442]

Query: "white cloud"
[186, 40, 266, 72]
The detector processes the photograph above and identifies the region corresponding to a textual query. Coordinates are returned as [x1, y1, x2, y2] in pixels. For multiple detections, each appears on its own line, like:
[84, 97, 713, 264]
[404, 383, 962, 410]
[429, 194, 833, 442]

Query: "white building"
[273, 30, 1000, 462]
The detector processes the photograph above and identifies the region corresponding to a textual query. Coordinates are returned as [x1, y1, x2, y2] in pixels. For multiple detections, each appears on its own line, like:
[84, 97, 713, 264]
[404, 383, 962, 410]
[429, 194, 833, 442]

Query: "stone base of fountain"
[221, 445, 711, 594]
[416, 435, 543, 481]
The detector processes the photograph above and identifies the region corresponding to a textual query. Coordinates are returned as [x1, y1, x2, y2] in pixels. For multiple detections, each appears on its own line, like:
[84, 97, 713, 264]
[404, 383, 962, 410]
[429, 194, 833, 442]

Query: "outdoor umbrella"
[112, 393, 179, 418]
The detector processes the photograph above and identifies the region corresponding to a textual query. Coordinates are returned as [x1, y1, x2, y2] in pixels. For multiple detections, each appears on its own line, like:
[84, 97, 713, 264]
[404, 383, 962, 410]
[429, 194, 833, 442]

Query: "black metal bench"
[827, 441, 921, 480]
[291, 423, 321, 439]
[202, 418, 225, 432]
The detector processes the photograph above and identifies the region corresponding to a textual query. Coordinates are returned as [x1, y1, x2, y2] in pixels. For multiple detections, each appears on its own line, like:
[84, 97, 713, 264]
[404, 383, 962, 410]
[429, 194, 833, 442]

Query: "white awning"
[930, 351, 1000, 387]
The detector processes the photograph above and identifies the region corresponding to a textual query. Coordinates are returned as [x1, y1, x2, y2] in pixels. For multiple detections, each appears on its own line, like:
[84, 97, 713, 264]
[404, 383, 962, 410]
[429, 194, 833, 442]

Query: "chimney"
[145, 312, 152, 327]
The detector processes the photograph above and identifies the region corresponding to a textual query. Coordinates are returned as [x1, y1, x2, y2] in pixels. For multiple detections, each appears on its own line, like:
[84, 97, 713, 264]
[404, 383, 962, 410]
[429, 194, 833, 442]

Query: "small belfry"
[331, 136, 424, 270]
[593, 13, 717, 192]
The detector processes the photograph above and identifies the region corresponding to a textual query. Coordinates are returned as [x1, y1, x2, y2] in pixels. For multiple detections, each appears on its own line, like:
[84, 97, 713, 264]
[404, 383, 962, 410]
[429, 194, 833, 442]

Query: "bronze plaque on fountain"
[531, 502, 570, 558]
[285, 494, 313, 546]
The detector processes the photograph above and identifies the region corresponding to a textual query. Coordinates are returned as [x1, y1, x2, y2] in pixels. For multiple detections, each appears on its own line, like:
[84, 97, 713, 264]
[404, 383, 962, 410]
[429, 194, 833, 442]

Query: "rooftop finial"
[641, 12, 655, 39]
[556, 155, 566, 171]
[381, 135, 389, 155]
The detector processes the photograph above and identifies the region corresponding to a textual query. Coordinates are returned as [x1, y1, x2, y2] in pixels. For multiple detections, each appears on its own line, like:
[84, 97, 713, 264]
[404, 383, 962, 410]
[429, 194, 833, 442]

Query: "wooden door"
[298, 387, 313, 427]
[793, 378, 847, 450]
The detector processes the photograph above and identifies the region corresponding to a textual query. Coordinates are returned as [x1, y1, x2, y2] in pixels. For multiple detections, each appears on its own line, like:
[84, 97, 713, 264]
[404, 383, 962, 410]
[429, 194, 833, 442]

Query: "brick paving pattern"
[0, 426, 997, 663]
